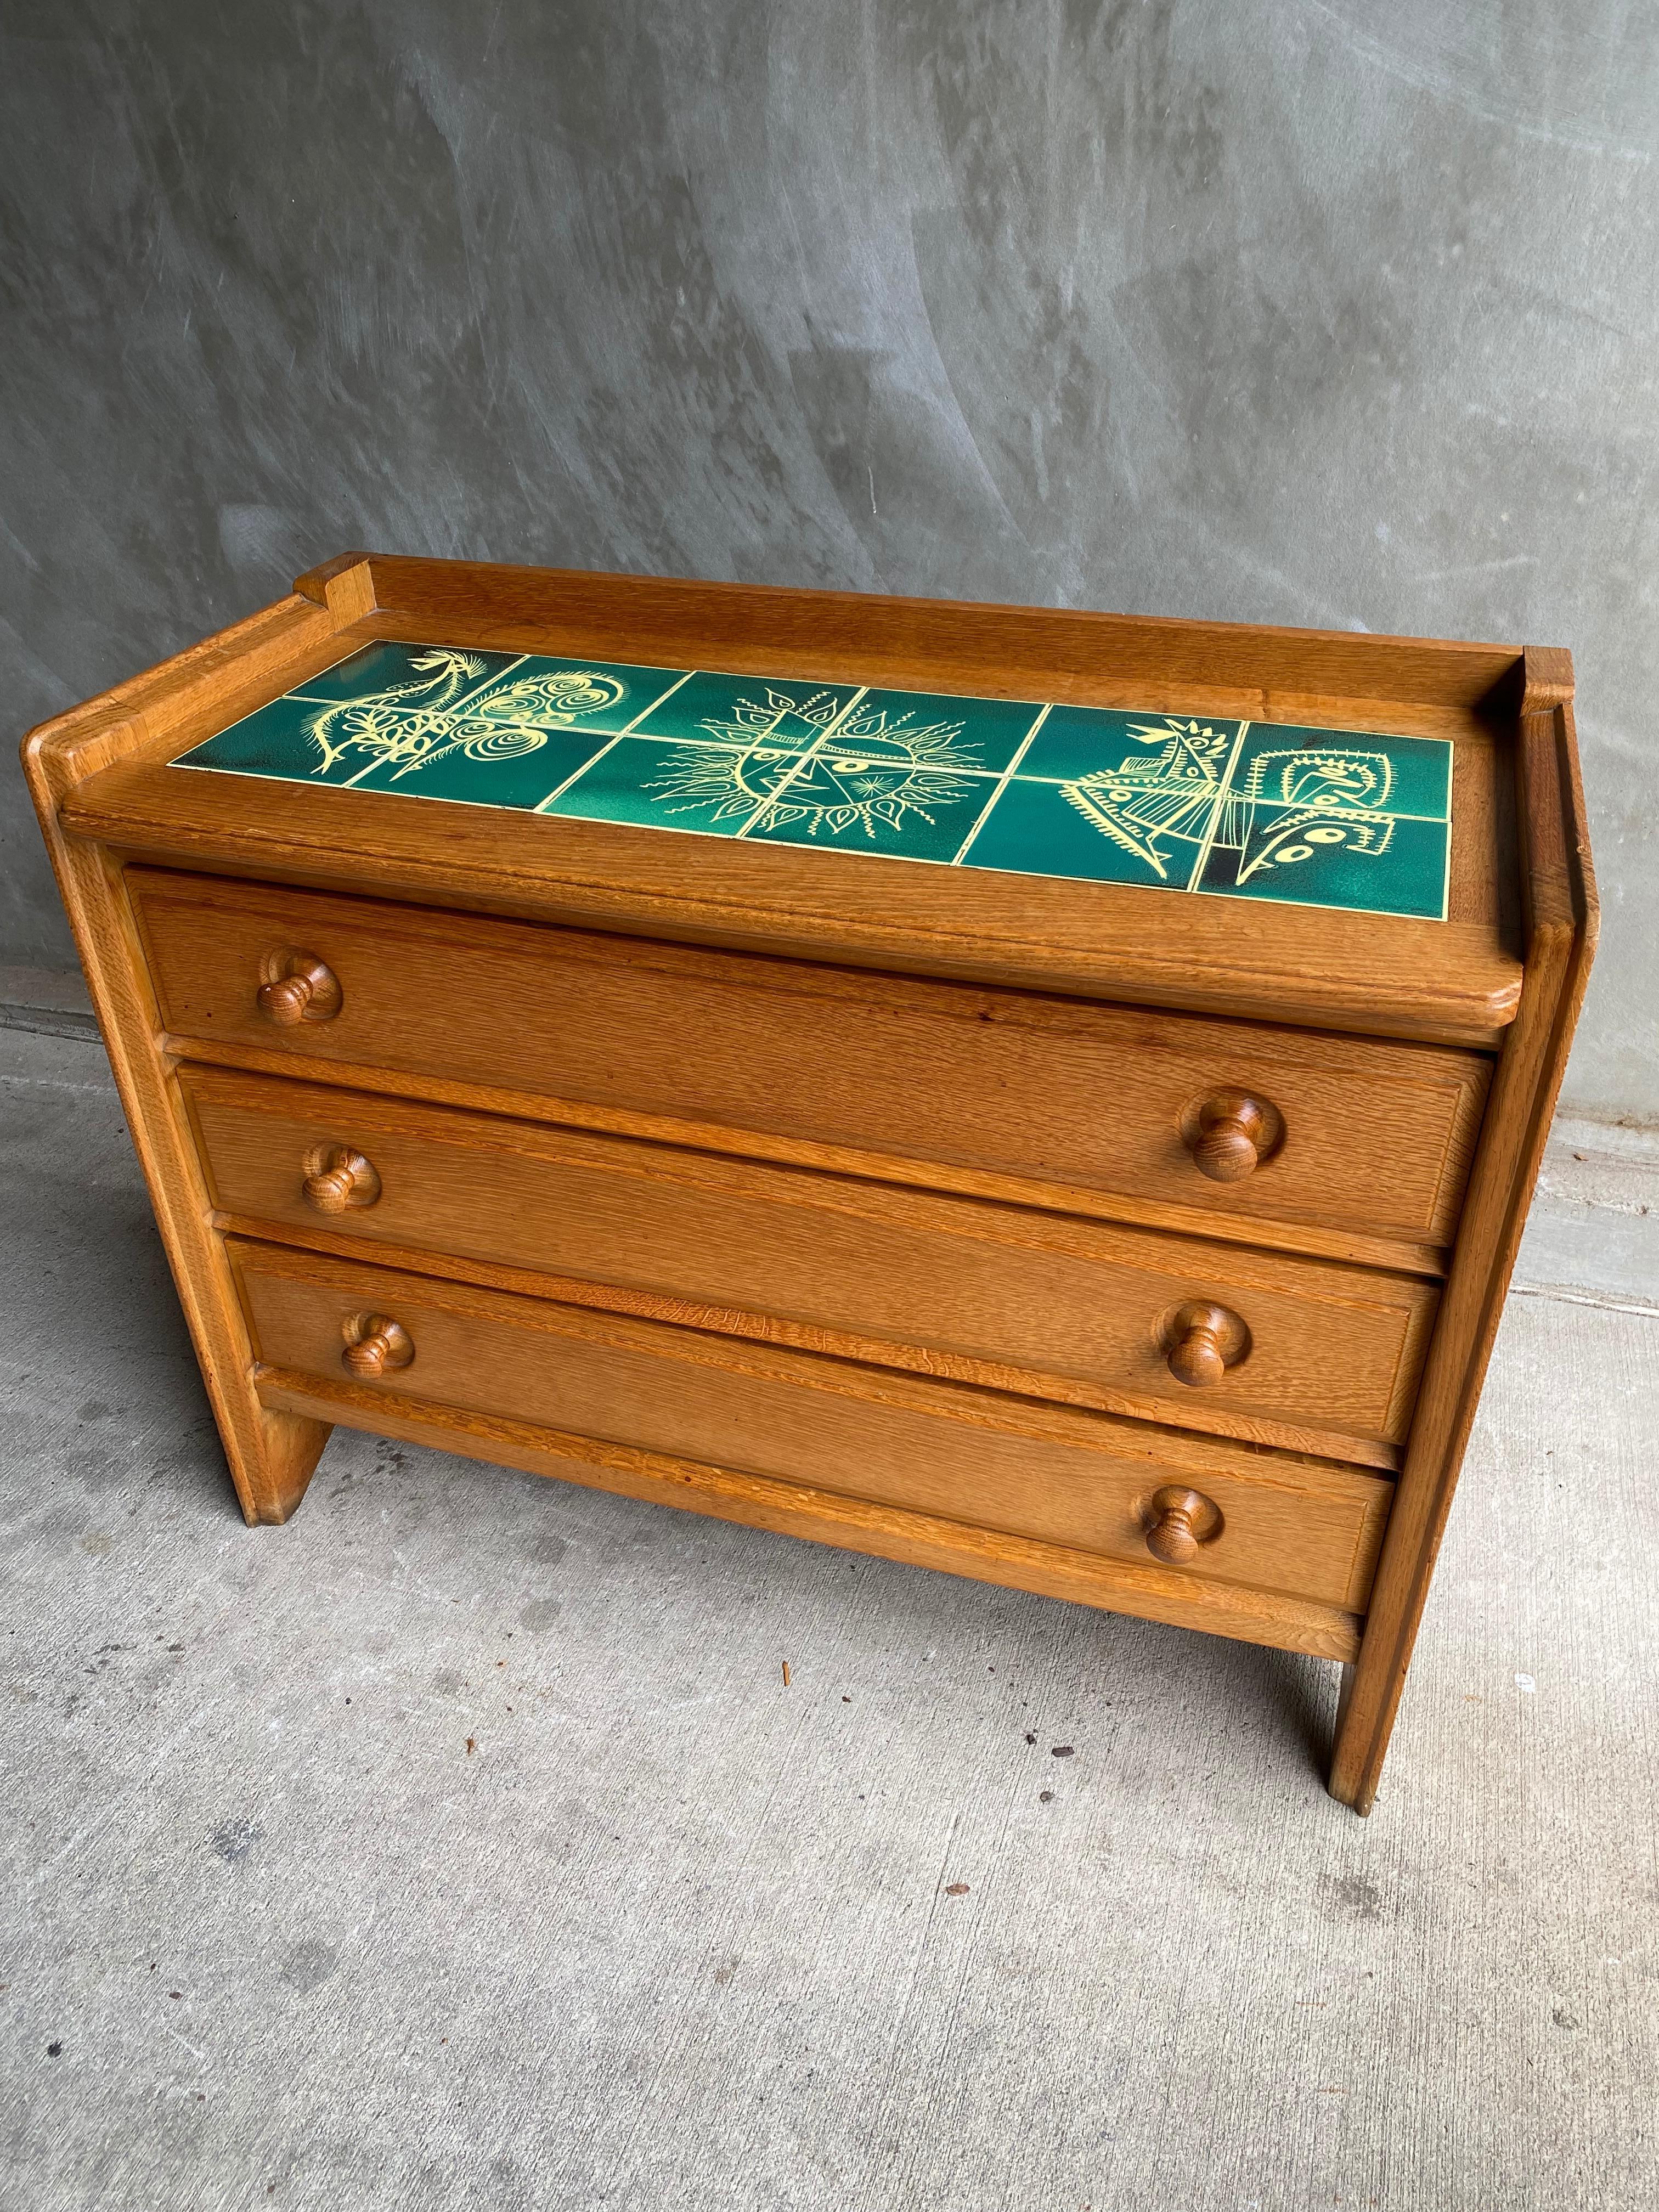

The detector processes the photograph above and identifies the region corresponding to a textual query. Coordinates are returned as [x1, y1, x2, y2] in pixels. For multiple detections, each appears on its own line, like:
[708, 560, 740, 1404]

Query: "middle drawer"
[182, 1065, 1437, 1465]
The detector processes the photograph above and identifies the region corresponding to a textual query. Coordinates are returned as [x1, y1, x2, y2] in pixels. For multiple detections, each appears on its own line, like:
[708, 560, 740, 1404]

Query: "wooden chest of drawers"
[22, 553, 1596, 1811]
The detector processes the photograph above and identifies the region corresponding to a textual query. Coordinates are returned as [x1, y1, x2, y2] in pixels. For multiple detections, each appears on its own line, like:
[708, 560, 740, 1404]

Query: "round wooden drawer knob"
[257, 952, 342, 1027]
[302, 1147, 381, 1215]
[1144, 1485, 1221, 1565]
[1164, 1300, 1248, 1389]
[1189, 1093, 1275, 1183]
[341, 1312, 414, 1379]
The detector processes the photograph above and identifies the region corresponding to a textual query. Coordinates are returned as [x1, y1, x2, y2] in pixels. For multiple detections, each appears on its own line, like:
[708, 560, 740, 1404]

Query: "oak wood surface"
[22, 553, 1598, 1813]
[65, 744, 1520, 1049]
[130, 869, 1491, 1257]
[53, 555, 1526, 1045]
[180, 1062, 1437, 1462]
[219, 1207, 1418, 1476]
[257, 1362, 1366, 1664]
[169, 1030, 1452, 1278]
[17, 592, 351, 1523]
[228, 1235, 1393, 1620]
[1328, 648, 1598, 1812]
[298, 551, 1520, 709]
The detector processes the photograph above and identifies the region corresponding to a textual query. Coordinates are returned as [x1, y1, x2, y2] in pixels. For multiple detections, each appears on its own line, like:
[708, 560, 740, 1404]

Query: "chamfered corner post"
[1327, 643, 1597, 1814]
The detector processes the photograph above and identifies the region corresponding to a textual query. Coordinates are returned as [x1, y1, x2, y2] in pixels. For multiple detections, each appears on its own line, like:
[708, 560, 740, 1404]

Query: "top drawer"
[128, 869, 1489, 1251]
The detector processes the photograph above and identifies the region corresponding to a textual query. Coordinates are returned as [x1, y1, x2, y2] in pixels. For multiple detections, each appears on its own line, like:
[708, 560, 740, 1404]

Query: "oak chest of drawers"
[24, 553, 1596, 1812]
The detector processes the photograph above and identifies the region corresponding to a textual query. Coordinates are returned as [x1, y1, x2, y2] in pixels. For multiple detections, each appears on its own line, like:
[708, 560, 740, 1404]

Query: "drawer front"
[231, 1239, 1394, 1616]
[133, 870, 1489, 1251]
[185, 1066, 1436, 1458]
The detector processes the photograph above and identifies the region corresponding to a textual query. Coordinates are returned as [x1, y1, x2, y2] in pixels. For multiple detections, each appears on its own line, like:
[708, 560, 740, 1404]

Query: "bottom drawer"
[232, 1238, 1393, 1638]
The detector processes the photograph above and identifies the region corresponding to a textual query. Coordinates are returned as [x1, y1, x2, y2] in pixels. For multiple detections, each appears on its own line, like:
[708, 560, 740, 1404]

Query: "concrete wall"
[4, 1, 1654, 1119]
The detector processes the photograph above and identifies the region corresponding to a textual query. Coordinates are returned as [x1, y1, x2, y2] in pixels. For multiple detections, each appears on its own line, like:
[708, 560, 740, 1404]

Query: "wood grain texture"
[228, 1234, 1393, 1621]
[50, 557, 1526, 1045]
[166, 1030, 1453, 1278]
[255, 1363, 1366, 1664]
[65, 747, 1521, 1048]
[180, 1062, 1437, 1462]
[23, 556, 1595, 1813]
[16, 591, 352, 1524]
[131, 870, 1491, 1256]
[296, 552, 1519, 709]
[1329, 646, 1598, 1812]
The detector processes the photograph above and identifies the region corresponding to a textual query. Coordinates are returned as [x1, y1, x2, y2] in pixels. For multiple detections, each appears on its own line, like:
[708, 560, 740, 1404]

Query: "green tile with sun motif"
[628, 670, 861, 752]
[833, 687, 1047, 776]
[540, 737, 769, 836]
[743, 760, 1001, 862]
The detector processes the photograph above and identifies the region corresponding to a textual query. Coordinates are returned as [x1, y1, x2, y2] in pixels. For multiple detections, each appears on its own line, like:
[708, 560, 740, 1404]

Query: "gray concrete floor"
[2, 1023, 1655, 2212]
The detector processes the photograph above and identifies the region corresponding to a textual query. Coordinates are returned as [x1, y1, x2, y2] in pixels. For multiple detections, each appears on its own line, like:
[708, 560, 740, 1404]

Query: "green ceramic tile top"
[171, 644, 1453, 922]
[626, 669, 861, 751]
[543, 737, 773, 836]
[182, 642, 688, 796]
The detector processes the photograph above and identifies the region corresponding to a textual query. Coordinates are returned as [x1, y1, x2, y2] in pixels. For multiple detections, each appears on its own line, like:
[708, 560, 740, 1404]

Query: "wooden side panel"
[16, 589, 368, 1522]
[230, 1236, 1393, 1622]
[1330, 648, 1598, 1811]
[132, 869, 1491, 1253]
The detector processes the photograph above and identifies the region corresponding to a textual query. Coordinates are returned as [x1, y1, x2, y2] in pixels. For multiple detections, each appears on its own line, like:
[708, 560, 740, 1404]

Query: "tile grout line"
[444, 652, 533, 714]
[339, 654, 533, 786]
[731, 687, 870, 839]
[1183, 720, 1250, 893]
[167, 652, 1456, 919]
[529, 668, 699, 814]
[949, 704, 1051, 865]
[283, 635, 520, 708]
[149, 758, 1453, 917]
